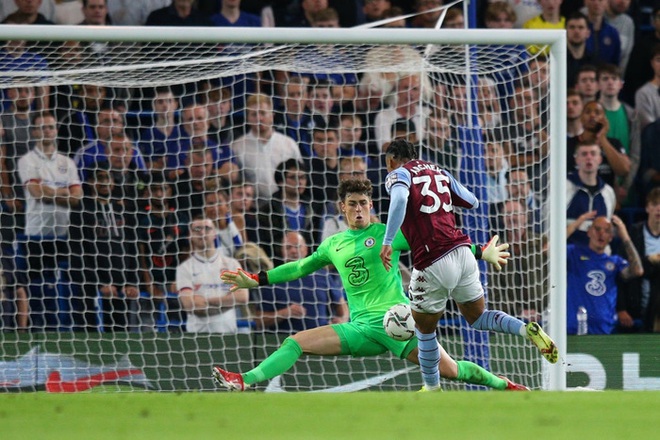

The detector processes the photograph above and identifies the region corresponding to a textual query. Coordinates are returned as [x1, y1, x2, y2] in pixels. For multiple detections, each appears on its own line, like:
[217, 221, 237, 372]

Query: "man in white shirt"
[18, 112, 82, 238]
[176, 217, 249, 333]
[373, 73, 428, 150]
[230, 93, 302, 206]
[16, 112, 82, 329]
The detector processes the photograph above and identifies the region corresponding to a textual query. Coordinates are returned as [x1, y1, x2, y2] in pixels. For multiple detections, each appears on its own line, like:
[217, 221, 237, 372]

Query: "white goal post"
[0, 24, 566, 391]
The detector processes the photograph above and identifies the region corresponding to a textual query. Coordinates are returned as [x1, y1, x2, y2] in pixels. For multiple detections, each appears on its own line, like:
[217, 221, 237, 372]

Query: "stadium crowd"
[0, 0, 658, 335]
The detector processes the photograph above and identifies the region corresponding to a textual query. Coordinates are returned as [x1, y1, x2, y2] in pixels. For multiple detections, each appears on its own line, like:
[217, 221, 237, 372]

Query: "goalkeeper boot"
[212, 366, 245, 392]
[498, 376, 530, 391]
[526, 322, 558, 364]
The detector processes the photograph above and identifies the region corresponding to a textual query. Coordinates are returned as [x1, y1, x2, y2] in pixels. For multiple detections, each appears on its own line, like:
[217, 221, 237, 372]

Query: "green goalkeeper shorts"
[331, 320, 417, 360]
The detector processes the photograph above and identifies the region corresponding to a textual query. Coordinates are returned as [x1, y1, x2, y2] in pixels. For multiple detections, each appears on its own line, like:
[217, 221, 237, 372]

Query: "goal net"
[0, 24, 566, 392]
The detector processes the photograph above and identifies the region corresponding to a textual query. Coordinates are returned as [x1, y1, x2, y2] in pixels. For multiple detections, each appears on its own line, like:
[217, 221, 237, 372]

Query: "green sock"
[242, 337, 303, 385]
[455, 360, 507, 390]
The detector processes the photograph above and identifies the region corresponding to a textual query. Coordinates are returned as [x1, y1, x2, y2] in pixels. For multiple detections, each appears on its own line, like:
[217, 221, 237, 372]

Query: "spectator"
[485, 139, 509, 206]
[604, 0, 634, 73]
[488, 199, 548, 322]
[523, 0, 566, 55]
[341, 71, 389, 156]
[622, 4, 660, 106]
[198, 81, 239, 148]
[308, 123, 341, 220]
[566, 142, 616, 246]
[79, 0, 109, 25]
[566, 215, 643, 334]
[638, 118, 660, 197]
[210, 0, 260, 27]
[176, 216, 249, 333]
[306, 77, 342, 140]
[574, 64, 599, 104]
[481, 2, 530, 108]
[408, 0, 442, 28]
[506, 167, 546, 233]
[107, 0, 169, 25]
[338, 113, 368, 157]
[618, 187, 660, 332]
[251, 230, 347, 332]
[477, 76, 503, 130]
[57, 83, 107, 156]
[566, 88, 584, 137]
[499, 82, 549, 195]
[0, 40, 49, 110]
[362, 0, 391, 24]
[69, 163, 141, 331]
[17, 112, 82, 239]
[76, 1, 126, 67]
[441, 7, 465, 28]
[0, 85, 33, 252]
[137, 174, 189, 329]
[374, 73, 428, 150]
[105, 134, 148, 213]
[204, 188, 244, 258]
[379, 6, 406, 28]
[421, 109, 460, 176]
[633, 43, 660, 132]
[145, 0, 212, 26]
[566, 12, 595, 88]
[567, 100, 630, 188]
[367, 118, 417, 219]
[272, 75, 313, 157]
[597, 64, 638, 154]
[0, 113, 28, 332]
[15, 112, 82, 329]
[281, 0, 328, 27]
[583, 0, 621, 66]
[597, 63, 640, 204]
[176, 102, 239, 184]
[484, 1, 518, 30]
[1, 0, 54, 24]
[229, 175, 256, 243]
[137, 86, 183, 172]
[256, 158, 319, 258]
[175, 148, 215, 220]
[73, 106, 144, 182]
[230, 93, 302, 206]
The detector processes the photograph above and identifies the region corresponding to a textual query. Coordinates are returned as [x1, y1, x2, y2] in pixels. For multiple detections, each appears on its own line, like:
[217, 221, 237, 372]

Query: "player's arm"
[221, 250, 330, 292]
[381, 177, 410, 271]
[445, 171, 479, 209]
[391, 229, 509, 271]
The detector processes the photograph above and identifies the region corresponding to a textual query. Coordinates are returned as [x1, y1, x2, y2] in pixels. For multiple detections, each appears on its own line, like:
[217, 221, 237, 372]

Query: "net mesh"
[0, 31, 554, 392]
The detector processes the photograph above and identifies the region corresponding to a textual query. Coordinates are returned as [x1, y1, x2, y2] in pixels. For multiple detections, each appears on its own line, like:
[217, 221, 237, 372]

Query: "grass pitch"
[2, 391, 656, 440]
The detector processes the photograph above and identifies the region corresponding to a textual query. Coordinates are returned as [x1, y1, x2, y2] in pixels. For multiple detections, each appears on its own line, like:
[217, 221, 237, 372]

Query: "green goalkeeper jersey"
[266, 223, 410, 326]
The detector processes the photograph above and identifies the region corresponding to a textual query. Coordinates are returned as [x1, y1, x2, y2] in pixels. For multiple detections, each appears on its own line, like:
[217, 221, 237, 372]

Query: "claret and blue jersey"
[384, 160, 478, 270]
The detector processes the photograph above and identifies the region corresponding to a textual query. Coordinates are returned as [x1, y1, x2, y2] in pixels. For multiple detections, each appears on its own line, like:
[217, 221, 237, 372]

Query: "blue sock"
[472, 310, 526, 336]
[415, 328, 440, 388]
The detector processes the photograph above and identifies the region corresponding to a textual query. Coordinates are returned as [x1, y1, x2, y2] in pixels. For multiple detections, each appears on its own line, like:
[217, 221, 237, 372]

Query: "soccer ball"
[383, 303, 415, 341]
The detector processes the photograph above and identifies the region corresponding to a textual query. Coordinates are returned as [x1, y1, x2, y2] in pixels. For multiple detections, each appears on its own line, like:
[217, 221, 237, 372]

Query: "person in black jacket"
[69, 162, 140, 331]
[618, 187, 660, 333]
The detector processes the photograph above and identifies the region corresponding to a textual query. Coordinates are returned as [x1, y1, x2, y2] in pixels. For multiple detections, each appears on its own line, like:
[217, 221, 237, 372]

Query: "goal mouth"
[0, 24, 566, 392]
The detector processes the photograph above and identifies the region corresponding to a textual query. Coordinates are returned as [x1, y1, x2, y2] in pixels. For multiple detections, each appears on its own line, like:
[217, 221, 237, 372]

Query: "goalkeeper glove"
[220, 269, 260, 292]
[479, 234, 510, 271]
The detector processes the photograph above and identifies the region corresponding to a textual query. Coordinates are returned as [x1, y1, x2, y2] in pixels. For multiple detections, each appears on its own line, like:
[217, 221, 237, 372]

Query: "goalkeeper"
[214, 178, 526, 391]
